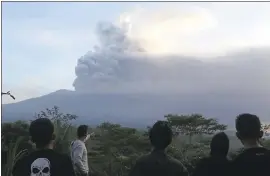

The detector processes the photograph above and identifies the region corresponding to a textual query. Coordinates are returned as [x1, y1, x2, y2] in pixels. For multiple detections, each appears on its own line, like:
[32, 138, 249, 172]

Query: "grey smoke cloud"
[73, 21, 270, 96]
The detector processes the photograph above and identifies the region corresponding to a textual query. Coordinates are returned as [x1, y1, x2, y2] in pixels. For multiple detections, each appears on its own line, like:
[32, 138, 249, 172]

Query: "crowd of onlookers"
[12, 113, 270, 176]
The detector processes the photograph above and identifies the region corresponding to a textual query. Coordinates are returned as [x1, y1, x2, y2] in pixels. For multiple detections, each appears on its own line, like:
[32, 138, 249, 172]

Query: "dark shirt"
[12, 149, 76, 176]
[192, 156, 230, 176]
[129, 150, 189, 176]
[231, 147, 270, 176]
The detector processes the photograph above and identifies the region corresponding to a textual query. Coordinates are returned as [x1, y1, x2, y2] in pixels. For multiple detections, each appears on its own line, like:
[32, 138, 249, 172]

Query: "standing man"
[71, 125, 94, 176]
[231, 113, 270, 176]
[192, 132, 230, 176]
[12, 118, 75, 176]
[129, 120, 189, 176]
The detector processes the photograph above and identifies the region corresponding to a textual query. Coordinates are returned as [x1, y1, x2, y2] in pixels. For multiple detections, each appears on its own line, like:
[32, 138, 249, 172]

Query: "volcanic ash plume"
[73, 8, 270, 94]
[73, 21, 148, 92]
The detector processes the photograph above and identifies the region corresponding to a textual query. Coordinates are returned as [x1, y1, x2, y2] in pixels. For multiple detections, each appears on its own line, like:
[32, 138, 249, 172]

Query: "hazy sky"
[2, 2, 270, 103]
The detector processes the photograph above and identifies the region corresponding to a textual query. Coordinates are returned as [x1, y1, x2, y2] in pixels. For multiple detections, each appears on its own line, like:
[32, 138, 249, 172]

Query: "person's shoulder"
[195, 157, 211, 167]
[235, 147, 269, 158]
[168, 156, 189, 175]
[136, 153, 151, 163]
[232, 147, 270, 166]
[256, 148, 270, 161]
[264, 148, 270, 155]
[198, 157, 211, 163]
[167, 155, 182, 164]
[167, 156, 186, 169]
[231, 150, 248, 167]
[266, 149, 270, 155]
[71, 140, 85, 148]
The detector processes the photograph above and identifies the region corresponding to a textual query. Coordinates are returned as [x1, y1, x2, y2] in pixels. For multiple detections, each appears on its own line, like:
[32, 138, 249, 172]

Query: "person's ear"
[29, 137, 36, 148]
[259, 130, 264, 138]
[52, 134, 56, 140]
[30, 136, 36, 143]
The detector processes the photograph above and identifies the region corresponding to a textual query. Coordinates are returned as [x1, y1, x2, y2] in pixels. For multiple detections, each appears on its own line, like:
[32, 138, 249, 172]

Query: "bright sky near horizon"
[2, 2, 270, 104]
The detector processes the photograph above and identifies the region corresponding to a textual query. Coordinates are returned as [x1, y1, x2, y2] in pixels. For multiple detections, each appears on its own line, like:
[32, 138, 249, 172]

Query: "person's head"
[77, 125, 88, 140]
[210, 132, 229, 157]
[149, 121, 172, 150]
[235, 113, 263, 146]
[29, 118, 55, 149]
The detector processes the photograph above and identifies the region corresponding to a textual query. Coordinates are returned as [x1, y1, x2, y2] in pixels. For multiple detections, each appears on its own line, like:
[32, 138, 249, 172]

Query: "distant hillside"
[175, 130, 269, 151]
[2, 89, 269, 128]
[3, 48, 270, 128]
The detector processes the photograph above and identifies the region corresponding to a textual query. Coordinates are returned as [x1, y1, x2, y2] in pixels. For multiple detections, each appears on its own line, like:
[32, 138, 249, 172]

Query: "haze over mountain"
[3, 47, 270, 128]
[2, 86, 269, 129]
[2, 6, 270, 128]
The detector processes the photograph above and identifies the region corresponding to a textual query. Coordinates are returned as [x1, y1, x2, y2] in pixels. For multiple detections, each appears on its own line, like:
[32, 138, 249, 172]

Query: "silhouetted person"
[70, 125, 94, 176]
[231, 113, 270, 176]
[192, 132, 230, 176]
[12, 118, 75, 176]
[129, 121, 189, 176]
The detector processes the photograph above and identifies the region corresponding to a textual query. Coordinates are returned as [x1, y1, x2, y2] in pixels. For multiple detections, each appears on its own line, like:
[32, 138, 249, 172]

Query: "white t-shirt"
[70, 139, 89, 175]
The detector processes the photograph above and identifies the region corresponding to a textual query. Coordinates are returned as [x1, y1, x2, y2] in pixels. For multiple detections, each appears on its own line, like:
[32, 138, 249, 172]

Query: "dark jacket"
[129, 150, 189, 176]
[192, 156, 230, 176]
[192, 132, 230, 176]
[231, 147, 270, 176]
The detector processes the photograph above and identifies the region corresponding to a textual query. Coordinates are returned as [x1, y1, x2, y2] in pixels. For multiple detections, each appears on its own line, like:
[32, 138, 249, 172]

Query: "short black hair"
[77, 125, 88, 138]
[236, 113, 262, 139]
[29, 118, 54, 148]
[149, 121, 172, 150]
[210, 132, 229, 157]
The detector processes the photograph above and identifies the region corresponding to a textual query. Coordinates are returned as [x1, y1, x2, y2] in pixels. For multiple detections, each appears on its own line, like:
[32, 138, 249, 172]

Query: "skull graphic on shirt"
[30, 158, 51, 176]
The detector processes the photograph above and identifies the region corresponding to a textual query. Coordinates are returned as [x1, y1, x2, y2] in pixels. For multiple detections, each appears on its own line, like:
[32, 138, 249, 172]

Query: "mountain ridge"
[2, 89, 269, 129]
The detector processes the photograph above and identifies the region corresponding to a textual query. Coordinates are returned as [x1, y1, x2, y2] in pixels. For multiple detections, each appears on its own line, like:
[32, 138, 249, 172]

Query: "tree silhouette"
[165, 114, 227, 144]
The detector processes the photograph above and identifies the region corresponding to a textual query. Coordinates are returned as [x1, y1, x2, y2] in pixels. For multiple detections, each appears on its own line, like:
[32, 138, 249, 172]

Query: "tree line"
[2, 106, 270, 176]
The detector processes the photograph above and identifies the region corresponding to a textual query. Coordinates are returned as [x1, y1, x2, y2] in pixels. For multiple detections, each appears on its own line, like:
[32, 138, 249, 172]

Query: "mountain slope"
[2, 90, 269, 128]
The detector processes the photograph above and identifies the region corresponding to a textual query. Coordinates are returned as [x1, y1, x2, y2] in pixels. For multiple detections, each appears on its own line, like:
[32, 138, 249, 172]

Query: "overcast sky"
[2, 2, 270, 104]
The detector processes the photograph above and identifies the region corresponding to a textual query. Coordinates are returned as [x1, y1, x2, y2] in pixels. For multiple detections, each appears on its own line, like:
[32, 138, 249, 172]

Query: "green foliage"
[5, 107, 269, 176]
[165, 114, 227, 136]
[1, 120, 33, 173]
[262, 123, 270, 149]
[262, 138, 270, 149]
[262, 124, 270, 137]
[2, 136, 28, 176]
[2, 120, 31, 152]
[89, 122, 151, 176]
[228, 147, 244, 160]
[165, 114, 227, 144]
[262, 124, 270, 131]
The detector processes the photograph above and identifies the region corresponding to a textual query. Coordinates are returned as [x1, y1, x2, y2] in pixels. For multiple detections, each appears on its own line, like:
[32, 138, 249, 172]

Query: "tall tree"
[165, 114, 227, 144]
[262, 124, 270, 135]
[90, 122, 150, 176]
